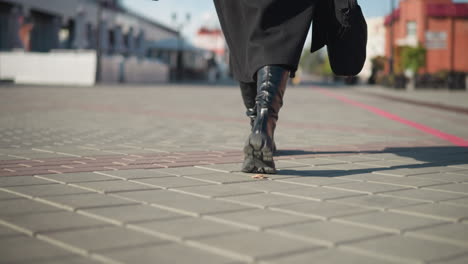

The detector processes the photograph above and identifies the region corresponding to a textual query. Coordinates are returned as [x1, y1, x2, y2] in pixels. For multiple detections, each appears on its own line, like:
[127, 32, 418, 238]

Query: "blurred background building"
[0, 0, 223, 85]
[360, 17, 386, 82]
[0, 0, 467, 88]
[193, 27, 229, 82]
[383, 0, 468, 89]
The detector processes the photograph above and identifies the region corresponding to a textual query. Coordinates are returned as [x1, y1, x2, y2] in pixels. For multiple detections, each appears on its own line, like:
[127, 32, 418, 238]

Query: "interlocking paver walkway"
[0, 84, 467, 263]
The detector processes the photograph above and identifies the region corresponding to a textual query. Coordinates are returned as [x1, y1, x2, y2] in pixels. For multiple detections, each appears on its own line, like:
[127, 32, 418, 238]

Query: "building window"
[406, 21, 417, 37]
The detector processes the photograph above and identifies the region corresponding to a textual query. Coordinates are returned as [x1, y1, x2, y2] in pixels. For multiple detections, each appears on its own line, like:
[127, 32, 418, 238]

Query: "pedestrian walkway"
[1, 84, 467, 264]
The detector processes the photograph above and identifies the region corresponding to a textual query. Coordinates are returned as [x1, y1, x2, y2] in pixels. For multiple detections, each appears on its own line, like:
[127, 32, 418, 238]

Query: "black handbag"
[311, 0, 368, 76]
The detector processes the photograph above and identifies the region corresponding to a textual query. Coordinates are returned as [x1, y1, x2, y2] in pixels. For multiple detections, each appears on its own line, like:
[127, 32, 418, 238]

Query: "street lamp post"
[172, 13, 191, 82]
[95, 0, 105, 84]
[389, 0, 395, 75]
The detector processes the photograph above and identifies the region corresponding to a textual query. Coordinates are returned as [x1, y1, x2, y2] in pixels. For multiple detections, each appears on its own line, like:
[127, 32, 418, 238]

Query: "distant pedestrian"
[214, 0, 367, 174]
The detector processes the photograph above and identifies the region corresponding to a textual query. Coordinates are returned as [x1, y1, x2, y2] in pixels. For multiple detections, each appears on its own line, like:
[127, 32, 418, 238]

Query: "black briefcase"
[311, 0, 368, 76]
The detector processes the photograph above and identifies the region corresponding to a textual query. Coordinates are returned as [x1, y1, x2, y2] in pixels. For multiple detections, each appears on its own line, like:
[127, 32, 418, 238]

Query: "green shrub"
[401, 45, 426, 73]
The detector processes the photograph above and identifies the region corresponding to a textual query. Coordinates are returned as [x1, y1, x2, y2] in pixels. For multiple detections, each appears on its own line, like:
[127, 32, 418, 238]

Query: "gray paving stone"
[0, 176, 53, 187]
[130, 217, 243, 240]
[232, 180, 306, 192]
[374, 166, 465, 177]
[219, 193, 307, 208]
[430, 255, 468, 264]
[406, 223, 468, 247]
[71, 180, 158, 193]
[97, 169, 173, 179]
[3, 79, 468, 264]
[448, 166, 468, 171]
[334, 211, 448, 233]
[155, 166, 219, 176]
[206, 209, 312, 231]
[331, 155, 383, 163]
[391, 203, 468, 222]
[173, 184, 261, 198]
[0, 190, 23, 200]
[423, 183, 468, 194]
[330, 194, 428, 210]
[0, 198, 62, 216]
[114, 190, 253, 216]
[275, 166, 344, 177]
[1, 211, 109, 234]
[280, 158, 348, 166]
[442, 197, 468, 208]
[235, 170, 295, 180]
[271, 201, 375, 220]
[0, 236, 74, 263]
[276, 176, 356, 187]
[36, 172, 116, 184]
[272, 186, 364, 201]
[31, 256, 103, 264]
[344, 153, 401, 161]
[196, 164, 244, 173]
[343, 235, 468, 263]
[410, 172, 468, 183]
[356, 159, 423, 168]
[340, 173, 449, 187]
[320, 163, 382, 171]
[193, 231, 321, 261]
[37, 193, 138, 210]
[379, 188, 467, 202]
[81, 204, 185, 224]
[4, 184, 91, 197]
[268, 221, 389, 246]
[0, 154, 24, 160]
[325, 181, 411, 194]
[131, 176, 213, 189]
[42, 226, 166, 252]
[274, 160, 312, 169]
[183, 173, 257, 184]
[261, 248, 400, 264]
[99, 243, 240, 264]
[0, 225, 23, 238]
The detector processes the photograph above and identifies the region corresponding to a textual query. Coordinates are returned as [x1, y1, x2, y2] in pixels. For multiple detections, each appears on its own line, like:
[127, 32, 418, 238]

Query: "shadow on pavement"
[276, 146, 468, 177]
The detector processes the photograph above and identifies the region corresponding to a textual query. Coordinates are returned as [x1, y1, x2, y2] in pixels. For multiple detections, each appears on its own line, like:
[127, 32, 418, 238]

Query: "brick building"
[385, 0, 468, 74]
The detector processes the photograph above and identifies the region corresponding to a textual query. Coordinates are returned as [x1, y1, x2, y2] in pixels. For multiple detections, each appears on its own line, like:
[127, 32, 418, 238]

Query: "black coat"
[214, 0, 366, 82]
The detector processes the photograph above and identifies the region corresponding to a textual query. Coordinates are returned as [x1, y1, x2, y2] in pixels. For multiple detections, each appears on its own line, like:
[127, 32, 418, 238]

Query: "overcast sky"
[121, 0, 468, 41]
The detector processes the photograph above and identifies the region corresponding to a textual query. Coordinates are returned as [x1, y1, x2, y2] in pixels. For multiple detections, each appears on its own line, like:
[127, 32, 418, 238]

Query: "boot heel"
[241, 134, 276, 174]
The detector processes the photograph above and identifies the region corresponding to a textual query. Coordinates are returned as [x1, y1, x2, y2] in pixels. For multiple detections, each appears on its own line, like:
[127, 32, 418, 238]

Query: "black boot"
[239, 82, 257, 128]
[239, 81, 277, 152]
[242, 65, 289, 174]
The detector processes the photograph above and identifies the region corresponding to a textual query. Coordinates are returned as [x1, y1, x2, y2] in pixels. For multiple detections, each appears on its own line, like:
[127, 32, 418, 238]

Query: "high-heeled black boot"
[242, 65, 289, 174]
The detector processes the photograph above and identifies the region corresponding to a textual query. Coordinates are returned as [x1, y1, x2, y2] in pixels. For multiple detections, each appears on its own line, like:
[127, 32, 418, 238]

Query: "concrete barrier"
[0, 50, 97, 86]
[123, 57, 169, 83]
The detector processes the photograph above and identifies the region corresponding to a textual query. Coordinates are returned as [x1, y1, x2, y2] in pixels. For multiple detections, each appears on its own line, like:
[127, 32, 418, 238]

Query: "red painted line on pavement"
[314, 87, 468, 148]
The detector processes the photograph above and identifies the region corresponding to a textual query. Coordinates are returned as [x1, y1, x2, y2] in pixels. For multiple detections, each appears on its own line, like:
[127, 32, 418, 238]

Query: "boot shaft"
[239, 81, 257, 126]
[256, 66, 289, 114]
[253, 65, 289, 138]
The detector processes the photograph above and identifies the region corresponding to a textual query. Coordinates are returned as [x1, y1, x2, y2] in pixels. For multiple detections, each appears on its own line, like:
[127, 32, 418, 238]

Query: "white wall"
[0, 50, 97, 86]
[361, 17, 386, 80]
[0, 51, 170, 86]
